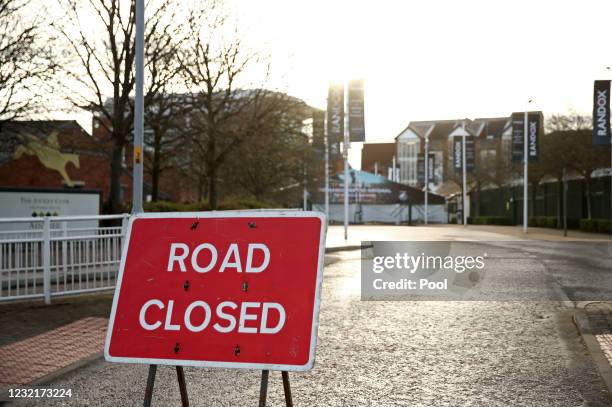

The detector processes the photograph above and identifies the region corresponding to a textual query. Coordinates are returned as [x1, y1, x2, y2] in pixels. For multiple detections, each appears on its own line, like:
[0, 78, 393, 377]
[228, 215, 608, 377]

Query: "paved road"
[7, 225, 612, 406]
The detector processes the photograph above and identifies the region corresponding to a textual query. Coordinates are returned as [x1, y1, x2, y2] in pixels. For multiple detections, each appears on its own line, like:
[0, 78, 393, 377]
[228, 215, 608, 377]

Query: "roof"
[471, 117, 511, 138]
[395, 117, 512, 141]
[335, 168, 446, 205]
[395, 119, 463, 141]
[0, 120, 92, 166]
[0, 120, 90, 139]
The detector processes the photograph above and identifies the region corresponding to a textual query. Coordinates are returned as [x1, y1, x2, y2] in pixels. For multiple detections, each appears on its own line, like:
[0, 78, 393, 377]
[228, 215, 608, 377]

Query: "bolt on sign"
[511, 112, 541, 162]
[348, 79, 366, 142]
[593, 80, 611, 146]
[104, 211, 326, 371]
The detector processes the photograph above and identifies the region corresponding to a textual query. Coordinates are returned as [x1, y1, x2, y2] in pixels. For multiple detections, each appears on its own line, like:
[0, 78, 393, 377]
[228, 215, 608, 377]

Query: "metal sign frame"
[104, 210, 327, 372]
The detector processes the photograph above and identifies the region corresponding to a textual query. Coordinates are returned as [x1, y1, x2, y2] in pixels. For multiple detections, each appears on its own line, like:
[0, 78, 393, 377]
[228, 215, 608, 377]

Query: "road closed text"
[139, 299, 286, 334]
[138, 241, 285, 335]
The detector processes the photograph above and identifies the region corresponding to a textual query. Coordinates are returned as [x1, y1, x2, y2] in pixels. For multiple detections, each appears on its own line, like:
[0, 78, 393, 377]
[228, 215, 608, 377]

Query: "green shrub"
[528, 216, 557, 228]
[468, 216, 512, 226]
[543, 217, 557, 228]
[597, 219, 612, 233]
[143, 201, 210, 212]
[143, 198, 276, 213]
[580, 219, 596, 233]
[580, 218, 612, 234]
[217, 197, 278, 211]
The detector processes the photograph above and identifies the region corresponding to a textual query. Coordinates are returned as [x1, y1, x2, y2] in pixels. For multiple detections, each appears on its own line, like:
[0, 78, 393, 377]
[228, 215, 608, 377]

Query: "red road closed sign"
[104, 211, 326, 371]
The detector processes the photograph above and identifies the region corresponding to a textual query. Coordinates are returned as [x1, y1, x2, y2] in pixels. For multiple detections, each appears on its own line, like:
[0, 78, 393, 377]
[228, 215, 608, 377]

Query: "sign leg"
[281, 371, 293, 407]
[258, 370, 269, 407]
[143, 364, 157, 407]
[176, 366, 189, 407]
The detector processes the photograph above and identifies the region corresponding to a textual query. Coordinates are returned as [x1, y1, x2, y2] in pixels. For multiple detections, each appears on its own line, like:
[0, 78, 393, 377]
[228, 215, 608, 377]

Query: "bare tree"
[57, 0, 177, 212]
[0, 0, 56, 123]
[143, 22, 185, 201]
[177, 2, 276, 209]
[228, 95, 311, 201]
[547, 113, 608, 219]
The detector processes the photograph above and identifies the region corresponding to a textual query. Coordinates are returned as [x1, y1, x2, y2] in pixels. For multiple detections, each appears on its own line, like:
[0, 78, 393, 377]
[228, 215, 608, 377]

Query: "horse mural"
[13, 132, 80, 187]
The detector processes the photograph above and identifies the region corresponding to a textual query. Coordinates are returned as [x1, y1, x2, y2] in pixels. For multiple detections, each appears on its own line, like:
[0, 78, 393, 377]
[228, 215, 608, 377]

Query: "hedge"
[580, 218, 612, 234]
[468, 216, 513, 226]
[142, 198, 279, 213]
[528, 216, 557, 229]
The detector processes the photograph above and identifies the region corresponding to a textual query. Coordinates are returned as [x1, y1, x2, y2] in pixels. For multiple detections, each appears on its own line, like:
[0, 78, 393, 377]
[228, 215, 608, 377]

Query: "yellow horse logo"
[13, 132, 80, 187]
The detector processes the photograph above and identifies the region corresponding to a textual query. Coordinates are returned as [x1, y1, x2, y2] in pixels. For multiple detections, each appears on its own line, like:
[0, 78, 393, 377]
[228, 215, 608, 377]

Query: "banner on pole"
[527, 112, 540, 161]
[312, 111, 325, 147]
[465, 136, 475, 173]
[417, 153, 435, 185]
[512, 112, 541, 162]
[348, 79, 365, 142]
[511, 112, 524, 163]
[593, 80, 611, 145]
[453, 136, 462, 172]
[453, 136, 474, 174]
[327, 84, 344, 144]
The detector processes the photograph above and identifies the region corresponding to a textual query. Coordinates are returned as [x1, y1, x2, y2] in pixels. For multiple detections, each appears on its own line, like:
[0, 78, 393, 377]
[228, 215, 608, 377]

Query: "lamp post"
[424, 125, 434, 225]
[523, 99, 533, 234]
[462, 120, 468, 226]
[607, 67, 612, 241]
[324, 109, 329, 220]
[132, 0, 144, 214]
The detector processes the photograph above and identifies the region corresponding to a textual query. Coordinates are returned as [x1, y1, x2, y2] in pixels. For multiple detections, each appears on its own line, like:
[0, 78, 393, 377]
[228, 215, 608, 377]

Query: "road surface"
[7, 225, 612, 406]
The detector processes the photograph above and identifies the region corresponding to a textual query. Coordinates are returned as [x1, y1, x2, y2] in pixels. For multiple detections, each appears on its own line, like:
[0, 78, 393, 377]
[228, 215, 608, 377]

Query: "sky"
[45, 0, 612, 168]
[222, 0, 612, 167]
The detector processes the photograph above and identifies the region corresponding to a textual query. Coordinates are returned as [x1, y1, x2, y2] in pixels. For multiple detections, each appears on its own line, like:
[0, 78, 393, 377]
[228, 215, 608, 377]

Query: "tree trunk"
[207, 131, 218, 209]
[208, 164, 217, 209]
[152, 131, 161, 201]
[109, 139, 124, 213]
[531, 183, 537, 219]
[474, 184, 481, 217]
[557, 178, 563, 228]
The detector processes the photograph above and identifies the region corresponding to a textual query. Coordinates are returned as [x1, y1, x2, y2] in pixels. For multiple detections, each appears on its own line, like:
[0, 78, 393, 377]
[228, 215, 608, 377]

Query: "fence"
[471, 175, 612, 226]
[0, 214, 129, 304]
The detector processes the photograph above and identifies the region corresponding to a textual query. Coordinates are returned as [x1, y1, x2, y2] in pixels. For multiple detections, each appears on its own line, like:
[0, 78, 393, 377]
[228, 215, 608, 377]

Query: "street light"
[522, 98, 534, 234]
[132, 0, 144, 214]
[461, 120, 468, 226]
[424, 125, 434, 225]
[606, 67, 612, 241]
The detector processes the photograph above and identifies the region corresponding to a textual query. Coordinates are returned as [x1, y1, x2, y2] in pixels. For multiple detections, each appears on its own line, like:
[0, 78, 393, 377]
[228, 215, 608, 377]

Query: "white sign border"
[104, 210, 327, 372]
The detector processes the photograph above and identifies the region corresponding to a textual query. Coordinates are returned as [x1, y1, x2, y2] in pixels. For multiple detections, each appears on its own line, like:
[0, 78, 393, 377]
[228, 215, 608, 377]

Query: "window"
[397, 139, 420, 186]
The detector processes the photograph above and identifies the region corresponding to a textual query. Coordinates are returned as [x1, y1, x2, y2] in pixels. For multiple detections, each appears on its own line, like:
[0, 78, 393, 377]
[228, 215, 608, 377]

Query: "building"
[312, 168, 447, 224]
[0, 120, 121, 194]
[360, 142, 395, 177]
[394, 117, 514, 196]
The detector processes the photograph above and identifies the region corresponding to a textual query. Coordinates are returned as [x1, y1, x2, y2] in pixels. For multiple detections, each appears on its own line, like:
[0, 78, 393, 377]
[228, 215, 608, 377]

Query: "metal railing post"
[121, 214, 129, 250]
[43, 217, 51, 304]
[61, 221, 68, 285]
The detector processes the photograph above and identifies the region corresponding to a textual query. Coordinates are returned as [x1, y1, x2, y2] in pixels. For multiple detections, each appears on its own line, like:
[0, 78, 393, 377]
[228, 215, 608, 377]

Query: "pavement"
[574, 302, 612, 394]
[325, 224, 612, 248]
[1, 224, 612, 405]
[0, 318, 107, 390]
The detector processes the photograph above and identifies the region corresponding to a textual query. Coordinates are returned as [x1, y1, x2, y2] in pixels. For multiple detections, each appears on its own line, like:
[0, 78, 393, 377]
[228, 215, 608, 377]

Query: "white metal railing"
[0, 214, 130, 304]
